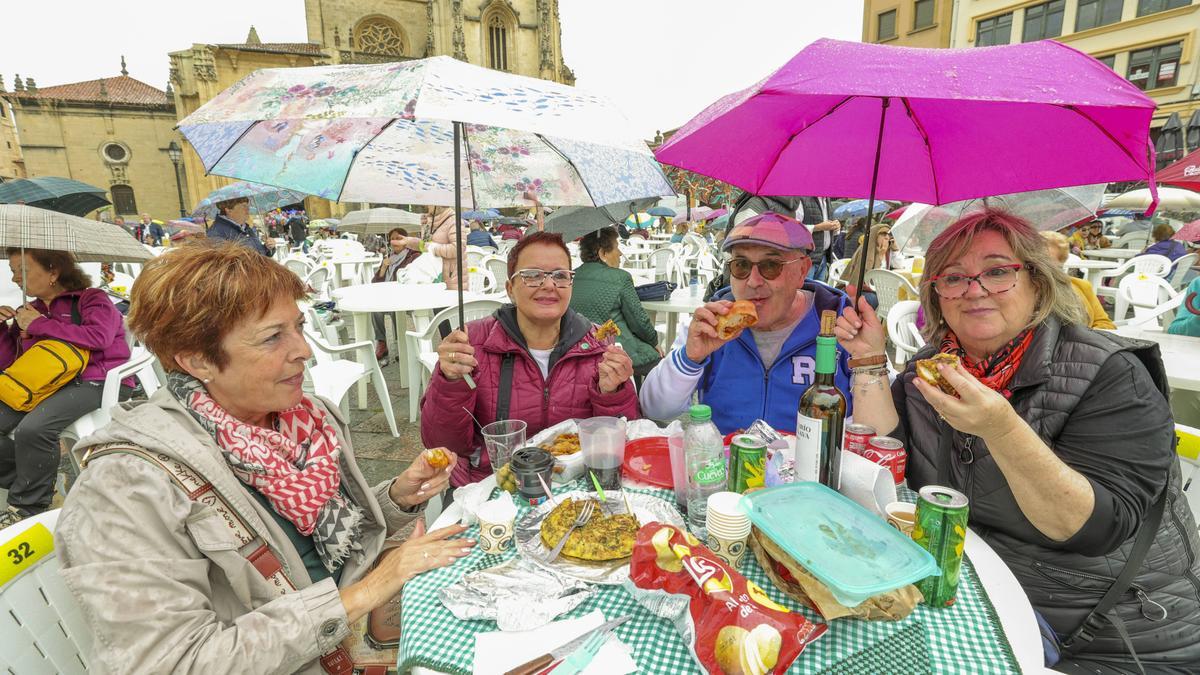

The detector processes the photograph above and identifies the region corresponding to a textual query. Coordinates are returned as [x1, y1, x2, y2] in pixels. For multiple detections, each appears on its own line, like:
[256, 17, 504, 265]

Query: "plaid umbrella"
[0, 177, 111, 217]
[0, 205, 152, 264]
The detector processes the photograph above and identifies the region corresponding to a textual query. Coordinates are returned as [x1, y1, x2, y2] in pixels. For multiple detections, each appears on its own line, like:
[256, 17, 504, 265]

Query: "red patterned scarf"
[168, 372, 363, 571]
[939, 328, 1035, 399]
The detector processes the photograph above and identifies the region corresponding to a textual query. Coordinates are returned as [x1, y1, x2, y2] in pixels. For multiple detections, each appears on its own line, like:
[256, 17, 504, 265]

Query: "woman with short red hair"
[56, 241, 474, 672]
[421, 232, 639, 485]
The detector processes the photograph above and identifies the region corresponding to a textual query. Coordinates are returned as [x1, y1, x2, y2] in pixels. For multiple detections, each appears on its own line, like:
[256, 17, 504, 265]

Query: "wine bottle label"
[794, 412, 823, 483]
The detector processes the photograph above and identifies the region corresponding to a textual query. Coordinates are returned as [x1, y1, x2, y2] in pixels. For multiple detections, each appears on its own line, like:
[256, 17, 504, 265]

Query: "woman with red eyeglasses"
[420, 232, 639, 486]
[836, 208, 1199, 671]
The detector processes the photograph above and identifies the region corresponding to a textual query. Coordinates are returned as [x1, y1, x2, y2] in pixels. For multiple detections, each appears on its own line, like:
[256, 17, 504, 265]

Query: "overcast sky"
[1, 1, 861, 139]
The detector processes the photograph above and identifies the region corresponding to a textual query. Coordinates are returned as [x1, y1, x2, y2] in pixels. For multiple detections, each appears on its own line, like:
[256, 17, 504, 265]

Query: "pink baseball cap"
[722, 212, 814, 252]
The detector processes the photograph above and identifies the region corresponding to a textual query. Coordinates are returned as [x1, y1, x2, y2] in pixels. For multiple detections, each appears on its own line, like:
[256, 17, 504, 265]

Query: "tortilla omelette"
[539, 497, 639, 561]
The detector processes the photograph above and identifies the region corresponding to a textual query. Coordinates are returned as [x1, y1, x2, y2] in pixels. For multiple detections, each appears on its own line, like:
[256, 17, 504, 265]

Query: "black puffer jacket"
[892, 318, 1200, 670]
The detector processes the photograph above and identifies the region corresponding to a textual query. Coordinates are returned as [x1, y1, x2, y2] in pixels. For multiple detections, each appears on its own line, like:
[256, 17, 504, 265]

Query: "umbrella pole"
[453, 121, 476, 390]
[853, 98, 891, 306]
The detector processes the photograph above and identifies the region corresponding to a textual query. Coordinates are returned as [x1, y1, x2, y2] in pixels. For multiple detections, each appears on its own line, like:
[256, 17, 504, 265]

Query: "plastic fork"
[544, 500, 594, 562]
[551, 627, 608, 675]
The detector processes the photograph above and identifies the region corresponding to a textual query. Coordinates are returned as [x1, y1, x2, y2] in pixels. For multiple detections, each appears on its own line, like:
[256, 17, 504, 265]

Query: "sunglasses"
[510, 268, 575, 288]
[728, 256, 802, 280]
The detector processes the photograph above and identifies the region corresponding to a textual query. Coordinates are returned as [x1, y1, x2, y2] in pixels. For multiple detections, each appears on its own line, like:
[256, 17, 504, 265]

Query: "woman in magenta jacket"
[421, 232, 639, 486]
[0, 248, 130, 525]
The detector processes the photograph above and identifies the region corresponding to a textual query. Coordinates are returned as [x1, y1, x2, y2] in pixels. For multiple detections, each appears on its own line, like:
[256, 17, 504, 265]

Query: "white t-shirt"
[529, 347, 552, 379]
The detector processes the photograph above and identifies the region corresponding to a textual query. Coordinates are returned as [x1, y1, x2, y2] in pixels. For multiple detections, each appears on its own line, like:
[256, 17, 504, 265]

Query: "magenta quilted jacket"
[420, 306, 639, 485]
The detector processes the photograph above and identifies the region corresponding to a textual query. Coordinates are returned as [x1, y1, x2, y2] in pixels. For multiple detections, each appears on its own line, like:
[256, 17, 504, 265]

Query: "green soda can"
[727, 434, 767, 493]
[913, 485, 970, 607]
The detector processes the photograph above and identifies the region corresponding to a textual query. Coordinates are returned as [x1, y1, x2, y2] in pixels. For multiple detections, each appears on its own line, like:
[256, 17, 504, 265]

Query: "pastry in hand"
[595, 319, 621, 344]
[425, 448, 450, 471]
[715, 300, 758, 340]
[915, 353, 960, 396]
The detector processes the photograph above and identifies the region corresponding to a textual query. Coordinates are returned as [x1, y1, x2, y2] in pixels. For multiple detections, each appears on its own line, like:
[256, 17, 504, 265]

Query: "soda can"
[843, 423, 876, 457]
[727, 434, 767, 493]
[913, 485, 970, 608]
[862, 436, 907, 485]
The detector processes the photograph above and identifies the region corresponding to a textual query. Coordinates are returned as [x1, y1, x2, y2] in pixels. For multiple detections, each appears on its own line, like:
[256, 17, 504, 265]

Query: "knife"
[501, 615, 632, 675]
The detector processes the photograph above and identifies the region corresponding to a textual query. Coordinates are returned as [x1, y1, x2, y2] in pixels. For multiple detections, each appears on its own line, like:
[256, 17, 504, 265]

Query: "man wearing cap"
[207, 197, 274, 256]
[640, 212, 853, 434]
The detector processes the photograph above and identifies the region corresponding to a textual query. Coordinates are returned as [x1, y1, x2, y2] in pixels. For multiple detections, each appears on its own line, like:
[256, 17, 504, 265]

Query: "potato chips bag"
[627, 523, 826, 674]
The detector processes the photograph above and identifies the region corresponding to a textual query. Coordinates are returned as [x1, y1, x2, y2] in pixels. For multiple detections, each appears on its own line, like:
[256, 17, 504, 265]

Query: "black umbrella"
[0, 177, 111, 217]
[543, 198, 660, 241]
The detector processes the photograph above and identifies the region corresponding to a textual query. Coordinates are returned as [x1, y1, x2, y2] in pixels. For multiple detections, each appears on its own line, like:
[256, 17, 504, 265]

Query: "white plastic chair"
[404, 300, 504, 422]
[1114, 231, 1150, 249]
[303, 266, 332, 301]
[0, 510, 93, 674]
[1096, 254, 1173, 304]
[885, 300, 925, 366]
[484, 256, 509, 291]
[827, 258, 850, 287]
[303, 311, 398, 437]
[864, 268, 919, 321]
[649, 248, 676, 282]
[1115, 274, 1180, 326]
[1168, 253, 1197, 291]
[61, 348, 163, 473]
[284, 258, 311, 278]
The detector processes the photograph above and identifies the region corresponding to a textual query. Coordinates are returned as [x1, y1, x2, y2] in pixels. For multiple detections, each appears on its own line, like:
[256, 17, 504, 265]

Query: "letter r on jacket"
[791, 355, 815, 386]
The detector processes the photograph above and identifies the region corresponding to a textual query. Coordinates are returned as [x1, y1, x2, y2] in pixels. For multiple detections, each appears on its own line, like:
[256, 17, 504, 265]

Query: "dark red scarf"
[939, 328, 1035, 399]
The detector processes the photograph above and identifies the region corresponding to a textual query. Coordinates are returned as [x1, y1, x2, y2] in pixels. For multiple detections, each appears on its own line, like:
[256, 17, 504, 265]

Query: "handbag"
[635, 280, 677, 302]
[82, 443, 402, 675]
[0, 296, 90, 411]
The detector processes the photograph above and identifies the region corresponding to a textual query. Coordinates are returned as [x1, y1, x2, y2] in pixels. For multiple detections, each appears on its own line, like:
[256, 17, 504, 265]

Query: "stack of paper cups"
[705, 491, 752, 570]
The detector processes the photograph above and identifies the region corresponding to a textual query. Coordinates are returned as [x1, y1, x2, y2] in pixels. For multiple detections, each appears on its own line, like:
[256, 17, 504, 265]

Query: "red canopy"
[1155, 147, 1200, 191]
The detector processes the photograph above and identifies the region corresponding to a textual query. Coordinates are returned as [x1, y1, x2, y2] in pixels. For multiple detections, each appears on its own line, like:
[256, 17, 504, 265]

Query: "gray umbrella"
[544, 197, 660, 241]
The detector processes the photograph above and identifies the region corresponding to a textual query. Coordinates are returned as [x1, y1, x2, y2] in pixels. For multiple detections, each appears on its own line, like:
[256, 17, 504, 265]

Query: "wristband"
[847, 353, 887, 369]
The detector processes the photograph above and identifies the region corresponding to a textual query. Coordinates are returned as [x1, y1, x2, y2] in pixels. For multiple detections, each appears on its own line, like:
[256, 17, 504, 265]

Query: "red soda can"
[843, 423, 876, 457]
[863, 436, 907, 485]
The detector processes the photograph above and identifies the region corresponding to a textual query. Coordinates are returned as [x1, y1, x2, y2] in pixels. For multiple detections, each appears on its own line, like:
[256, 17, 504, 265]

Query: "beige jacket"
[55, 389, 419, 674]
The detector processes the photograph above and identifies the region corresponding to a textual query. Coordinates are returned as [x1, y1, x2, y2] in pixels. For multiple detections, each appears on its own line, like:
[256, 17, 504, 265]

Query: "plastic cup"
[578, 417, 626, 491]
[706, 492, 751, 542]
[705, 531, 750, 570]
[667, 430, 687, 511]
[481, 420, 527, 474]
[885, 501, 917, 537]
[477, 496, 518, 554]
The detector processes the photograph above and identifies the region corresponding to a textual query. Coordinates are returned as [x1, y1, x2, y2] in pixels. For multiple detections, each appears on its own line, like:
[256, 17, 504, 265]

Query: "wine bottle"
[795, 310, 847, 490]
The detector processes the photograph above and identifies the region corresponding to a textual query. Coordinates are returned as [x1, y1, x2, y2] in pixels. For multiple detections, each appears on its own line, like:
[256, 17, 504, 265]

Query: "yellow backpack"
[0, 297, 90, 412]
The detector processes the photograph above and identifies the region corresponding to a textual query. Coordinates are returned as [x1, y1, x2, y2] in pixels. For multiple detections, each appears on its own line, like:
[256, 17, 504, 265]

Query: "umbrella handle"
[852, 98, 892, 305]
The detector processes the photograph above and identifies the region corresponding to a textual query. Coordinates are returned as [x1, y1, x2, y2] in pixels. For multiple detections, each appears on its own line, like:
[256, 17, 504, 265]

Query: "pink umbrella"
[1174, 220, 1200, 243]
[656, 39, 1158, 295]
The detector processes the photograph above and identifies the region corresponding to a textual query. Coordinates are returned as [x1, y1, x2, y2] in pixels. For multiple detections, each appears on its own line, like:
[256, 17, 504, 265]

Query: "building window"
[1023, 1, 1065, 41]
[1136, 0, 1190, 17]
[1076, 0, 1125, 31]
[1127, 42, 1182, 89]
[487, 14, 510, 71]
[1096, 54, 1117, 69]
[976, 13, 1013, 46]
[878, 9, 897, 40]
[355, 17, 405, 56]
[101, 142, 129, 164]
[110, 185, 137, 215]
[914, 0, 935, 29]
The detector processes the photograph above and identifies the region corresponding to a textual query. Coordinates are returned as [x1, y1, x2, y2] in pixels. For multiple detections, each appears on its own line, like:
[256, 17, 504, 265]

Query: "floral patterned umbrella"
[177, 56, 672, 209]
[179, 55, 672, 342]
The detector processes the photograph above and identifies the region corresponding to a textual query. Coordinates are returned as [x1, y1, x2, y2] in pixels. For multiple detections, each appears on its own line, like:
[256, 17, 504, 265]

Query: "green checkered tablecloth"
[399, 483, 1022, 674]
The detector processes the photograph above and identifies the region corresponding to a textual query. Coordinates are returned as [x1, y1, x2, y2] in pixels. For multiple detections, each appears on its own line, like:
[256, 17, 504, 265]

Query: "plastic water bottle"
[689, 267, 700, 298]
[684, 404, 726, 535]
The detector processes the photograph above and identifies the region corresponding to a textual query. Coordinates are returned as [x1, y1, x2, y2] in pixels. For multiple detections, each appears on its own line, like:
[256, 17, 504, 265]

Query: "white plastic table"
[643, 287, 707, 348]
[1082, 248, 1139, 262]
[1064, 259, 1118, 287]
[331, 282, 487, 404]
[1113, 327, 1200, 393]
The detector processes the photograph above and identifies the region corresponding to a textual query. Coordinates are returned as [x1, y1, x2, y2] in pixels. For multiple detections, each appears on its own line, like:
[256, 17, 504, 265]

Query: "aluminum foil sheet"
[438, 555, 594, 631]
[515, 490, 686, 585]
